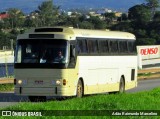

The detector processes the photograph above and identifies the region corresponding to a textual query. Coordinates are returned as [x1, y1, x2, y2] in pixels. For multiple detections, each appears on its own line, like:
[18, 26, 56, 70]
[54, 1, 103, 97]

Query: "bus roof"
[71, 28, 135, 40]
[17, 27, 136, 40]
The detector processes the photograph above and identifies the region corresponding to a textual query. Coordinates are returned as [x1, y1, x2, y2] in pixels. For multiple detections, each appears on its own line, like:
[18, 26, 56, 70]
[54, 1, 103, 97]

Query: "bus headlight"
[56, 80, 61, 85]
[18, 80, 22, 85]
[18, 80, 27, 85]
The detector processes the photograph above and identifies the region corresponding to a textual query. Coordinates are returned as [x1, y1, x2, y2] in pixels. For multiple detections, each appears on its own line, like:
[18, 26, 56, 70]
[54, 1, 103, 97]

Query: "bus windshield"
[15, 39, 69, 64]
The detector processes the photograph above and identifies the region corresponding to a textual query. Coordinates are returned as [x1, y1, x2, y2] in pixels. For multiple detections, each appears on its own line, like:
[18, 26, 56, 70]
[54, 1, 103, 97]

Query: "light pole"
[10, 39, 13, 55]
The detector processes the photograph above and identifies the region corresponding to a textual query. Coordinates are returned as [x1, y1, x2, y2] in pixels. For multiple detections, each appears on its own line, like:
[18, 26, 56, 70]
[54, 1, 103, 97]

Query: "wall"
[0, 50, 14, 63]
[0, 50, 14, 77]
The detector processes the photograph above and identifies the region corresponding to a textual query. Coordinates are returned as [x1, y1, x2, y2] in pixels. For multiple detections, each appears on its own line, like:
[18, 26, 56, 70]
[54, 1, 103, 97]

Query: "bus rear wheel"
[119, 77, 125, 93]
[76, 80, 83, 98]
[28, 96, 46, 102]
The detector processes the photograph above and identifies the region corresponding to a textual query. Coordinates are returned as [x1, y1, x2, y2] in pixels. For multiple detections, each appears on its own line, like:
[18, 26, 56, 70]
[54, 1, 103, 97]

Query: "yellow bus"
[14, 27, 137, 101]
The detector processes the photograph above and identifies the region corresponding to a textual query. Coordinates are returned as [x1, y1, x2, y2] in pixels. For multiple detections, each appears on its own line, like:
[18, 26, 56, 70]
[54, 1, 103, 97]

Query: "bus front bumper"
[14, 87, 75, 97]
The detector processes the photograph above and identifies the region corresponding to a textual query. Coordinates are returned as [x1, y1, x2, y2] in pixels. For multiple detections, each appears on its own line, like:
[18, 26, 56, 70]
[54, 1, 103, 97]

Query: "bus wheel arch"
[76, 78, 84, 98]
[119, 75, 125, 93]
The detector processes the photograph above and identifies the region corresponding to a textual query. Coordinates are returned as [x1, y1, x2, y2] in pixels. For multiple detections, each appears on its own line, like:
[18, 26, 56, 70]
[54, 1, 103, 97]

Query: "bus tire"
[76, 80, 83, 98]
[119, 77, 125, 93]
[28, 96, 46, 102]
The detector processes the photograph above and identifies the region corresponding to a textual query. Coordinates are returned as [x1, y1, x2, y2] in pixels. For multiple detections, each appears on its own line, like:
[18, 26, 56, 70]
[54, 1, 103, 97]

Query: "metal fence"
[0, 63, 14, 78]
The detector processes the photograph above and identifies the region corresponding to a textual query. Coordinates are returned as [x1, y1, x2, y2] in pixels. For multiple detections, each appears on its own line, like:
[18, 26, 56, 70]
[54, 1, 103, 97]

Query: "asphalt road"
[126, 78, 160, 93]
[0, 78, 160, 108]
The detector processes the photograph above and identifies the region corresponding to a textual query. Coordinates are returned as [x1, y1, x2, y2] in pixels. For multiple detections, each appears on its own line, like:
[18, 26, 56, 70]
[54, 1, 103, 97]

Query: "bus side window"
[119, 41, 128, 53]
[98, 40, 109, 53]
[128, 41, 136, 53]
[77, 39, 88, 54]
[87, 39, 98, 54]
[110, 40, 118, 53]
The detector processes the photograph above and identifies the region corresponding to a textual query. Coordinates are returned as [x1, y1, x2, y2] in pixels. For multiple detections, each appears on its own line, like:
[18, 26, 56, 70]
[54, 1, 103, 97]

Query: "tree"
[136, 38, 156, 45]
[62, 16, 80, 28]
[149, 29, 160, 44]
[134, 29, 147, 38]
[79, 21, 94, 29]
[147, 21, 160, 44]
[0, 31, 15, 50]
[57, 12, 69, 26]
[88, 16, 107, 29]
[145, 0, 160, 19]
[6, 8, 25, 29]
[104, 12, 116, 24]
[110, 22, 134, 32]
[24, 11, 41, 27]
[128, 4, 151, 24]
[38, 0, 59, 26]
[153, 11, 160, 21]
[117, 13, 128, 21]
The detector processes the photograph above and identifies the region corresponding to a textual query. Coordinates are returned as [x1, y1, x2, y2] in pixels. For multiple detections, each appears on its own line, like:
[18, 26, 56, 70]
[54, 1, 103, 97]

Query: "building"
[0, 13, 9, 21]
[115, 12, 122, 17]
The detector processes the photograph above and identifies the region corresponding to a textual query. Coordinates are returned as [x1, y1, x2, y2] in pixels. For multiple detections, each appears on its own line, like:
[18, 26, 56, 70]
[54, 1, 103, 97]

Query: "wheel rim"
[119, 79, 124, 93]
[77, 80, 83, 97]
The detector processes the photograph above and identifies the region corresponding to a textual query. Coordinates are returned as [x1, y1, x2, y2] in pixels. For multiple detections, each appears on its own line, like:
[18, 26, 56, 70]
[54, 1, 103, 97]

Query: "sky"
[0, 0, 146, 14]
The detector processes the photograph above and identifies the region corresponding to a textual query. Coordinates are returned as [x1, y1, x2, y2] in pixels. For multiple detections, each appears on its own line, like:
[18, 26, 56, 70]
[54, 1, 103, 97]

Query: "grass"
[1, 87, 160, 118]
[4, 87, 160, 110]
[138, 72, 152, 77]
[0, 84, 14, 91]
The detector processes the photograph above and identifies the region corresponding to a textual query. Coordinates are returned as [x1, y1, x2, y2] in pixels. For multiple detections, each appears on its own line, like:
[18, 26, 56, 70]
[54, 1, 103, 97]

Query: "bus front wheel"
[76, 80, 83, 98]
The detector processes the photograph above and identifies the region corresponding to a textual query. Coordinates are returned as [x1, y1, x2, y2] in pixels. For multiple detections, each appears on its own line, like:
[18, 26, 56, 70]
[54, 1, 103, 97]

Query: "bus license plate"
[35, 80, 43, 85]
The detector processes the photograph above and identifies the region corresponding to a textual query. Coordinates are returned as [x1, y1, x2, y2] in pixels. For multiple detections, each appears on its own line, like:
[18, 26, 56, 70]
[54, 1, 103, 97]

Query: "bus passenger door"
[68, 44, 76, 68]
